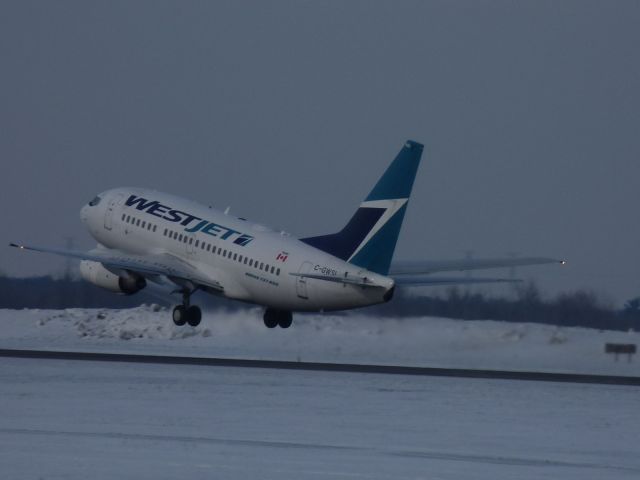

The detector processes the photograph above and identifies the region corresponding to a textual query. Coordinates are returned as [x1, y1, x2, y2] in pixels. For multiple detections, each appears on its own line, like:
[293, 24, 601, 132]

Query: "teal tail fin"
[301, 140, 423, 275]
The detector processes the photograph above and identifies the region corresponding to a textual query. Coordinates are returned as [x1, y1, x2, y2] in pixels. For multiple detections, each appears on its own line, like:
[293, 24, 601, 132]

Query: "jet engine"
[79, 260, 146, 295]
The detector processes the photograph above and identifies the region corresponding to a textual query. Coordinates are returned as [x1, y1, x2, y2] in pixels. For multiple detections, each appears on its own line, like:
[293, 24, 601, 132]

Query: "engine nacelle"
[79, 260, 146, 295]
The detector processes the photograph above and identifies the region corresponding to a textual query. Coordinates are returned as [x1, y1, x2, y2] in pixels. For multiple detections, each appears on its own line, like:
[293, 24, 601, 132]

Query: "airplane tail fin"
[301, 140, 423, 275]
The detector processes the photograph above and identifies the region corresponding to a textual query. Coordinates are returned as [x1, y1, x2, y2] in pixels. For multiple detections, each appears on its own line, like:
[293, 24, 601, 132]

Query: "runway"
[1, 355, 638, 479]
[1, 348, 638, 385]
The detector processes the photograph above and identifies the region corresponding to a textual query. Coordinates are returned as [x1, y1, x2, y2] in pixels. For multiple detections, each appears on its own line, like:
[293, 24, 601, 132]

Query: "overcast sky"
[1, 1, 638, 304]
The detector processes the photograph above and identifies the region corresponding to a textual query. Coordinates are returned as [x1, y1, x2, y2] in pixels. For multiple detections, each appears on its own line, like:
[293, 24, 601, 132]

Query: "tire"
[278, 311, 293, 329]
[263, 309, 278, 329]
[186, 305, 202, 327]
[172, 305, 187, 326]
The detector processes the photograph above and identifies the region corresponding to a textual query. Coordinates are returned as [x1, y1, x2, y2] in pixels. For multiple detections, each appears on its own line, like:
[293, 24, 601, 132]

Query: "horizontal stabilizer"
[390, 257, 565, 276]
[393, 276, 522, 286]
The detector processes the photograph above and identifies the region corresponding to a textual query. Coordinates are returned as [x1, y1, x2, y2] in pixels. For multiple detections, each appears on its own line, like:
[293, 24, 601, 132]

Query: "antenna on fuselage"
[224, 206, 230, 215]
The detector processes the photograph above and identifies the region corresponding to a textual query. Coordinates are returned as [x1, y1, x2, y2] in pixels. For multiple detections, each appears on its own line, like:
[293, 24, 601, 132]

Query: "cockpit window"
[88, 196, 102, 206]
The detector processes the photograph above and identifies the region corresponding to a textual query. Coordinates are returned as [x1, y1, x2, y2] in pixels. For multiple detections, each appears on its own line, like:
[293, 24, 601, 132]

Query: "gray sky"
[1, 1, 638, 304]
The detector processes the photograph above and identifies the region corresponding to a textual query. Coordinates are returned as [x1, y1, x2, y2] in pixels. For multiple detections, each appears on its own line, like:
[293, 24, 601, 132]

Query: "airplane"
[10, 140, 564, 328]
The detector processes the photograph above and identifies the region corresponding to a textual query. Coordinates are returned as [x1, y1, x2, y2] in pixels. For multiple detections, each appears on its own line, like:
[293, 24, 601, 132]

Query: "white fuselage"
[80, 188, 394, 312]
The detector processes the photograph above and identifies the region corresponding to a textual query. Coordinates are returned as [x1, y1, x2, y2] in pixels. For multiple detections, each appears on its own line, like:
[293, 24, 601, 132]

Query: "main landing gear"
[172, 289, 202, 327]
[263, 308, 293, 329]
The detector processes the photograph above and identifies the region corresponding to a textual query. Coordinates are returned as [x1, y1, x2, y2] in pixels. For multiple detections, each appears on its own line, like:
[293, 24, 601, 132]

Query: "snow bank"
[1, 305, 638, 376]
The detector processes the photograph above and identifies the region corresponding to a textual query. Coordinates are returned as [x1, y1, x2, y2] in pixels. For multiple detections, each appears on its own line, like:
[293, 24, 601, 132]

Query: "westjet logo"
[125, 195, 254, 246]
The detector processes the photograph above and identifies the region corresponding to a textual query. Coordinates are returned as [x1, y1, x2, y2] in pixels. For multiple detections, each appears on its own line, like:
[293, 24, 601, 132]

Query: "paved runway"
[1, 356, 638, 479]
[1, 348, 638, 385]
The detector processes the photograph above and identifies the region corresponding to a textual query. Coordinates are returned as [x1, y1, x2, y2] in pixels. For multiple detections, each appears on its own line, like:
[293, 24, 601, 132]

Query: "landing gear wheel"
[186, 305, 202, 327]
[172, 305, 187, 326]
[278, 312, 293, 329]
[263, 309, 279, 329]
[263, 308, 292, 329]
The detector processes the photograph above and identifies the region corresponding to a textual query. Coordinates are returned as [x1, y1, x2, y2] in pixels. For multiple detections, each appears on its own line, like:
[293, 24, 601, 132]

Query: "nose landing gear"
[263, 308, 293, 329]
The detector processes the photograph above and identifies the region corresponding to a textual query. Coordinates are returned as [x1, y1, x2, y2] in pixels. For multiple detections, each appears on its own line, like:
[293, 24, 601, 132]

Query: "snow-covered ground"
[1, 357, 638, 479]
[1, 306, 638, 376]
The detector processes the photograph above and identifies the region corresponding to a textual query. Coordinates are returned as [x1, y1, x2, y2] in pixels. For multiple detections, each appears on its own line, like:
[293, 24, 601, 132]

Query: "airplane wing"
[389, 257, 565, 276]
[9, 243, 223, 292]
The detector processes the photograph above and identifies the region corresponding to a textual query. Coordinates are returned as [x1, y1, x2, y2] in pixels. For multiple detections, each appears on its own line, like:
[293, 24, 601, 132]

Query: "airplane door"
[103, 194, 123, 231]
[296, 261, 313, 300]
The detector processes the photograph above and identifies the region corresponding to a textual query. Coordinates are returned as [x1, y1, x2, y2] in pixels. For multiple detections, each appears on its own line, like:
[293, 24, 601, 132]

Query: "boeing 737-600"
[11, 141, 564, 328]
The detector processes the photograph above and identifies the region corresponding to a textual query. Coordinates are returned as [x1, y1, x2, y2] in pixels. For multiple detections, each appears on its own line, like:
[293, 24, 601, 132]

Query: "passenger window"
[276, 268, 280, 276]
[136, 219, 141, 226]
[179, 234, 183, 242]
[223, 250, 227, 257]
[243, 257, 248, 265]
[195, 240, 199, 247]
[259, 262, 264, 270]
[233, 253, 237, 261]
[153, 225, 157, 232]
[121, 214, 125, 221]
[206, 244, 211, 251]
[270, 266, 275, 274]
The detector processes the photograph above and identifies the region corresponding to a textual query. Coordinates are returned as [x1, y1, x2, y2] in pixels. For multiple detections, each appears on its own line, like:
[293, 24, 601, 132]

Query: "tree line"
[0, 276, 638, 332]
[366, 282, 640, 331]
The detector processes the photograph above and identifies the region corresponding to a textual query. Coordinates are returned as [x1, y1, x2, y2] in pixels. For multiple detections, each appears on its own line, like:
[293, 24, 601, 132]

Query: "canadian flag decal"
[276, 251, 289, 262]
